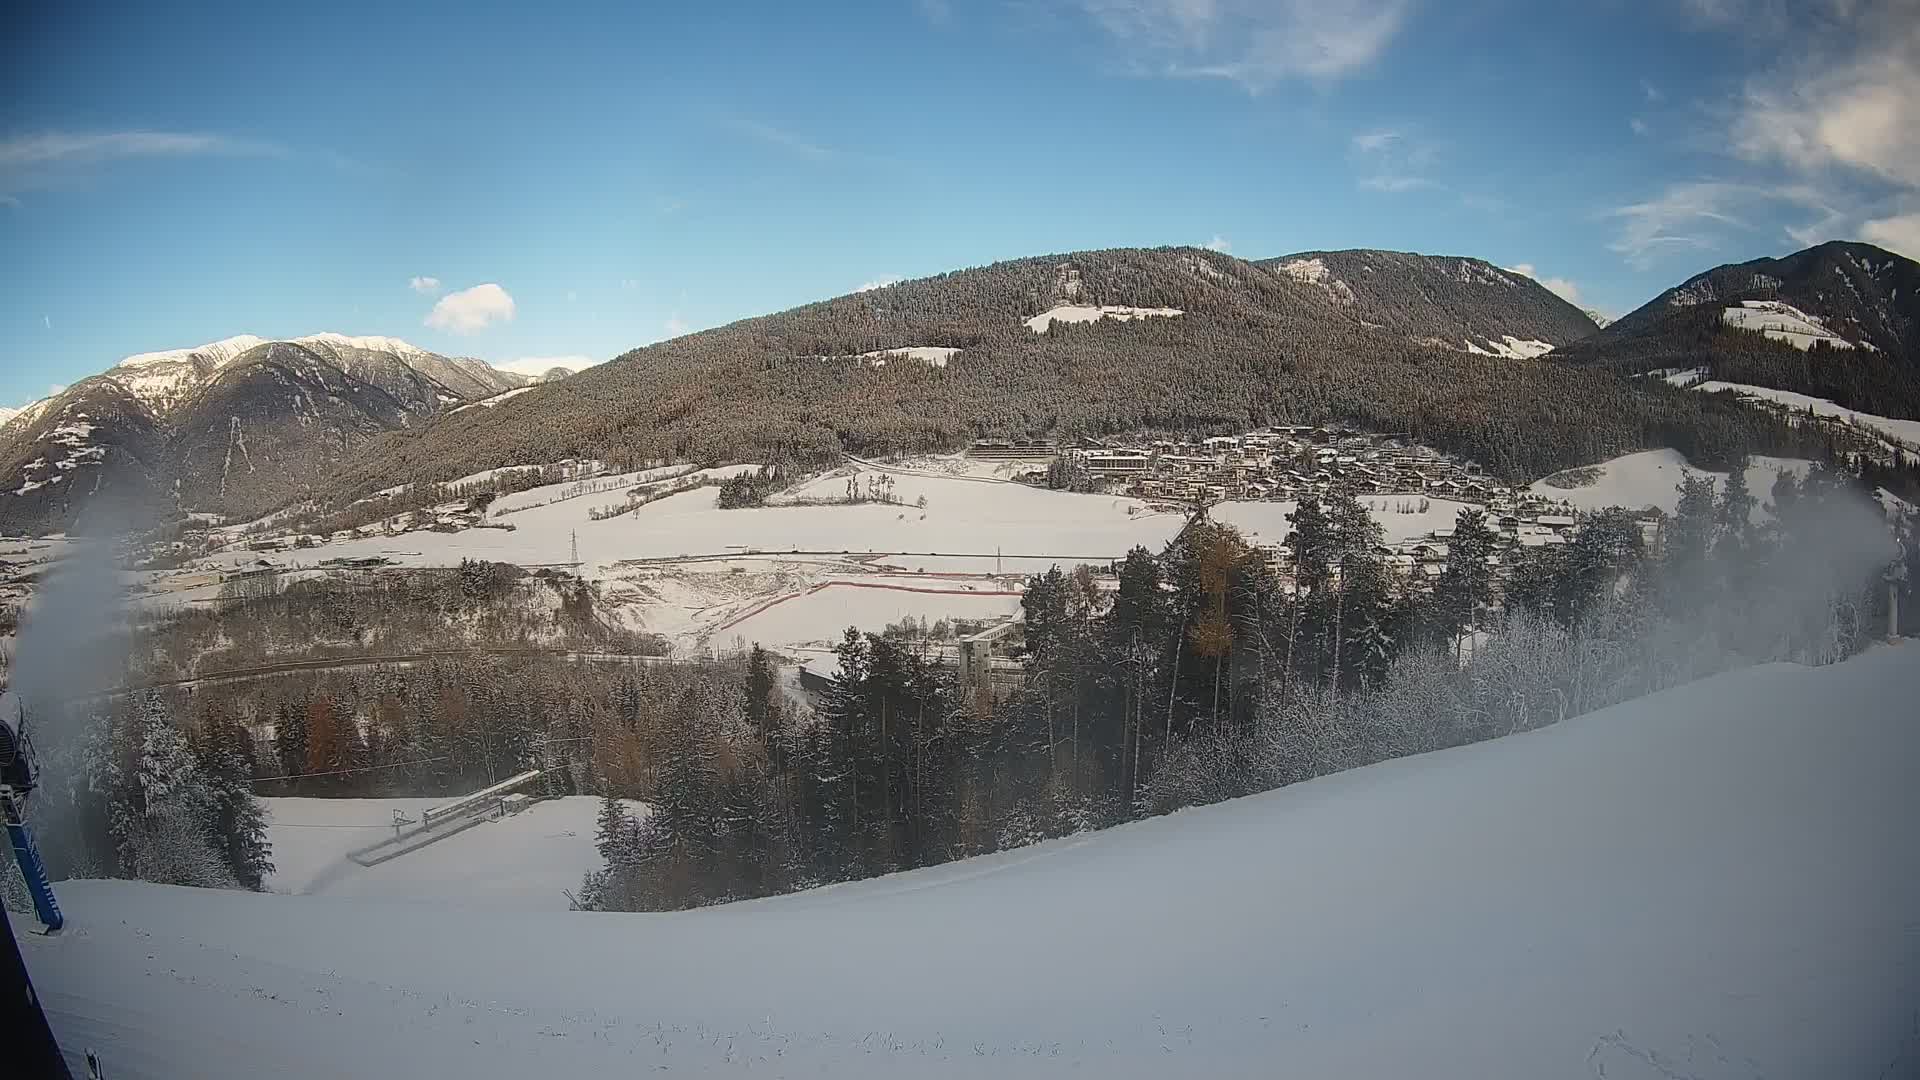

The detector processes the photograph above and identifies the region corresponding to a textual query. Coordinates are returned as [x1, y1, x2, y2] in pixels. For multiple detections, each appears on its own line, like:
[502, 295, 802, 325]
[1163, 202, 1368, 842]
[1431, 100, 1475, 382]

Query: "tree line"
[586, 466, 1912, 910]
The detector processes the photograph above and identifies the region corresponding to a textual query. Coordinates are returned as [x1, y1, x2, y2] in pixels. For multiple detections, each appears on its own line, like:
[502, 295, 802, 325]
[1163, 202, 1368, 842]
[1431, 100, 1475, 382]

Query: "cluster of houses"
[975, 428, 1662, 596]
[1061, 428, 1511, 505]
[1252, 508, 1590, 596]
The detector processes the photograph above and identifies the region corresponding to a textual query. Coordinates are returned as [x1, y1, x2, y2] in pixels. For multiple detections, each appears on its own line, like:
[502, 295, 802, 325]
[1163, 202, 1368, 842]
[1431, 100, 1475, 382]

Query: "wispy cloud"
[491, 355, 599, 377]
[409, 276, 441, 294]
[0, 130, 284, 203]
[1351, 130, 1401, 153]
[1203, 235, 1232, 253]
[1606, 181, 1750, 268]
[917, 0, 952, 24]
[717, 113, 835, 160]
[1630, 117, 1649, 136]
[1503, 263, 1586, 307]
[1612, 1, 1920, 262]
[1077, 0, 1410, 92]
[1359, 174, 1434, 193]
[1351, 125, 1437, 194]
[425, 283, 516, 334]
[1605, 181, 1843, 268]
[664, 314, 690, 338]
[1722, 6, 1920, 257]
[1862, 212, 1920, 257]
[855, 276, 901, 292]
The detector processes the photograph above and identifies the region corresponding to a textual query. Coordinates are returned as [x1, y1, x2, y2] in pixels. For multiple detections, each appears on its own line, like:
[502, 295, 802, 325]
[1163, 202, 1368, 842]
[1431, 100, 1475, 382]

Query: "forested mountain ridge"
[0, 335, 540, 531]
[1256, 249, 1601, 354]
[318, 245, 1814, 508]
[1556, 241, 1920, 421]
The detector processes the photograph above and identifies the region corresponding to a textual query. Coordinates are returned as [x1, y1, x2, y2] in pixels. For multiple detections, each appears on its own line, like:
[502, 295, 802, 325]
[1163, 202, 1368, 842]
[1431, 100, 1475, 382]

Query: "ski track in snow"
[23, 646, 1920, 1078]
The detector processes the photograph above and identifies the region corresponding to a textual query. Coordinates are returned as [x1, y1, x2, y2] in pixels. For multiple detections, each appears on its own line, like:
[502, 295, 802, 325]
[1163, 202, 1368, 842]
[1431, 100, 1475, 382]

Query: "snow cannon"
[0, 691, 64, 932]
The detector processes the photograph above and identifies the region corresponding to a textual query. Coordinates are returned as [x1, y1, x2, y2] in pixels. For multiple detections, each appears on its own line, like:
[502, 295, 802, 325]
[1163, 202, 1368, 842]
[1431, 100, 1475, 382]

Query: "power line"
[262, 822, 402, 829]
[249, 755, 451, 785]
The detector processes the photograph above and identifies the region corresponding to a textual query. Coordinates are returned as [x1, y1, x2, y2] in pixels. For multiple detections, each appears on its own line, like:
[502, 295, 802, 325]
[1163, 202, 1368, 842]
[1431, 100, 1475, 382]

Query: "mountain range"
[1556, 240, 1920, 422]
[0, 334, 576, 530]
[3, 241, 1914, 534]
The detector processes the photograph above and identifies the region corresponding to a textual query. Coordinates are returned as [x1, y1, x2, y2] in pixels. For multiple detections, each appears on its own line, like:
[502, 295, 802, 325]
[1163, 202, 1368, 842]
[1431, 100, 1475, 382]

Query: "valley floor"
[23, 644, 1920, 1078]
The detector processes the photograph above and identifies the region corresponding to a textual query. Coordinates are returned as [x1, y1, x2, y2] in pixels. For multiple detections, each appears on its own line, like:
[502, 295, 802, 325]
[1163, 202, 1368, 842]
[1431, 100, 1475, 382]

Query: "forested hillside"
[1558, 241, 1920, 421]
[1257, 248, 1600, 350]
[320, 246, 1822, 505]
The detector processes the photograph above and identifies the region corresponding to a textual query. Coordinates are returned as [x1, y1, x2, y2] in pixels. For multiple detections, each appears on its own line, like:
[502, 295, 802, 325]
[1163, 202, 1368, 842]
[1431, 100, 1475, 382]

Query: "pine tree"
[110, 693, 234, 888]
[1433, 506, 1498, 659]
[195, 707, 274, 890]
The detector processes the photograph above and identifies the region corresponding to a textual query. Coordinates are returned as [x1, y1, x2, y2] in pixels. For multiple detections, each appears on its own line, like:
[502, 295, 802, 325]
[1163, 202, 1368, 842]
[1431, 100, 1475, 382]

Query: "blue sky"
[4, 0, 1918, 409]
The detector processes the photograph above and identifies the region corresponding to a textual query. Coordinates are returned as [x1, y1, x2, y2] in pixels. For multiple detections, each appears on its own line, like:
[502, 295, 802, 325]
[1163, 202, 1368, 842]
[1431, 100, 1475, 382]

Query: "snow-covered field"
[262, 795, 630, 910]
[856, 346, 961, 368]
[1023, 304, 1182, 333]
[716, 581, 1023, 650]
[1693, 381, 1920, 451]
[1464, 334, 1554, 359]
[26, 645, 1920, 1078]
[1721, 300, 1855, 350]
[1529, 449, 1811, 516]
[1213, 495, 1477, 547]
[176, 468, 1184, 653]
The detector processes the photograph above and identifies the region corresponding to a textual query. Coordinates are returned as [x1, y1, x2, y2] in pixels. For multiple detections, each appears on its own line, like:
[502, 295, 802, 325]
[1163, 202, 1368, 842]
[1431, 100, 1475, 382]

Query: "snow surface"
[1530, 450, 1797, 515]
[717, 582, 1022, 650]
[448, 385, 538, 412]
[1721, 300, 1855, 351]
[1529, 450, 1810, 516]
[183, 467, 1183, 652]
[1023, 304, 1183, 333]
[856, 346, 961, 368]
[263, 795, 636, 910]
[115, 334, 267, 370]
[1213, 495, 1477, 547]
[1692, 381, 1920, 451]
[26, 646, 1920, 1078]
[1487, 334, 1553, 358]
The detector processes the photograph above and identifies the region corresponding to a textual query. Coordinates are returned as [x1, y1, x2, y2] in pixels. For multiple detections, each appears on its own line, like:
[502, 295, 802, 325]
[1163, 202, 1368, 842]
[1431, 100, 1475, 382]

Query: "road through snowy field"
[23, 646, 1920, 1078]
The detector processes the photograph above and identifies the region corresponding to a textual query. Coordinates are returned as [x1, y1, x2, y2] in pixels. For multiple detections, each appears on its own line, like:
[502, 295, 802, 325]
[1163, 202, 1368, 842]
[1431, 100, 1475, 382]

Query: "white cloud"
[1351, 130, 1400, 153]
[1647, 2, 1920, 260]
[0, 131, 269, 170]
[424, 283, 516, 334]
[1729, 20, 1920, 187]
[1503, 263, 1585, 306]
[1630, 117, 1649, 136]
[48, 384, 65, 397]
[42, 315, 50, 329]
[855, 276, 901, 293]
[566, 290, 579, 303]
[1861, 211, 1920, 259]
[1359, 174, 1434, 193]
[1203, 235, 1232, 253]
[1078, 0, 1410, 92]
[664, 314, 690, 337]
[1606, 182, 1751, 269]
[408, 276, 441, 294]
[620, 279, 640, 290]
[1350, 125, 1436, 193]
[917, 0, 952, 23]
[490, 355, 599, 377]
[1642, 79, 1664, 102]
[0, 130, 282, 202]
[718, 114, 834, 160]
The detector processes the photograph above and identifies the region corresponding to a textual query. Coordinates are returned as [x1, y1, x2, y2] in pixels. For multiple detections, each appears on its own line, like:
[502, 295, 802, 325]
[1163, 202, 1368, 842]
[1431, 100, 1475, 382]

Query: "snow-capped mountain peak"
[115, 334, 268, 371]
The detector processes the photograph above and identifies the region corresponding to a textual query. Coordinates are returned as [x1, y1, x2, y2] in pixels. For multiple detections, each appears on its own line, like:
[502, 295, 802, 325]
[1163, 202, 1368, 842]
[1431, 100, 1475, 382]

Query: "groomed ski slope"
[25, 646, 1920, 1078]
